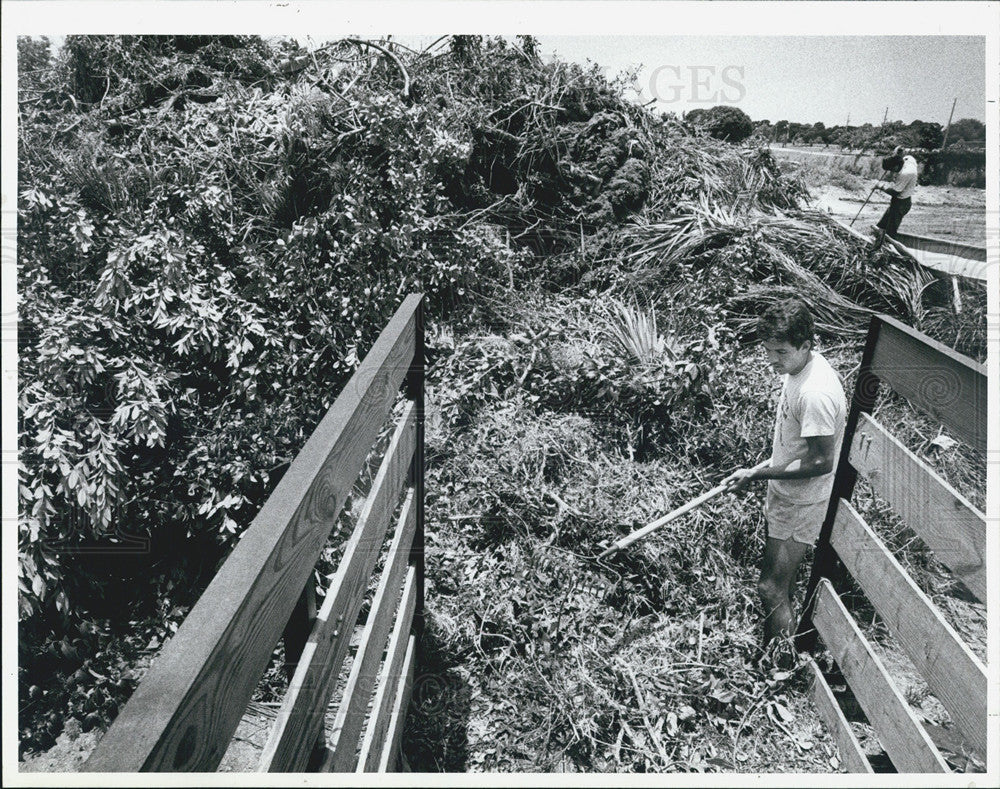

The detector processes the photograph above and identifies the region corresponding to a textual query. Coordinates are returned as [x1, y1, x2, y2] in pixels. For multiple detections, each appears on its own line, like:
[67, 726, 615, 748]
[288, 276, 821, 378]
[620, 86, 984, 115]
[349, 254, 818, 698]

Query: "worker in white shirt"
[872, 146, 918, 248]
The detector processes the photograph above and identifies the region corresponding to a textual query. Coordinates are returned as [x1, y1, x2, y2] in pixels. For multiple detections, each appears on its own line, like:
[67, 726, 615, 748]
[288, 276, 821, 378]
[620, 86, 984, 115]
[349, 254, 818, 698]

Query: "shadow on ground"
[401, 613, 471, 771]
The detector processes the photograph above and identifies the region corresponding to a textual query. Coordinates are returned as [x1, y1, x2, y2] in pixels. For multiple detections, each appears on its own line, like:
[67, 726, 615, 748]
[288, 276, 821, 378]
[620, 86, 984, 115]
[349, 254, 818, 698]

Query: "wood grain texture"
[376, 635, 416, 772]
[806, 657, 873, 773]
[813, 580, 950, 773]
[325, 489, 417, 771]
[259, 404, 417, 772]
[83, 294, 420, 773]
[829, 500, 987, 754]
[849, 412, 986, 601]
[357, 568, 417, 771]
[869, 316, 987, 453]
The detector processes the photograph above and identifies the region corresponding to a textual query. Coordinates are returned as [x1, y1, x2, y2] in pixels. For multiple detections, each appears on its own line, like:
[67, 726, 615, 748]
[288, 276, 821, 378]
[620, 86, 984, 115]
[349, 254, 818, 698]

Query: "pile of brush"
[264, 36, 949, 346]
[617, 206, 935, 341]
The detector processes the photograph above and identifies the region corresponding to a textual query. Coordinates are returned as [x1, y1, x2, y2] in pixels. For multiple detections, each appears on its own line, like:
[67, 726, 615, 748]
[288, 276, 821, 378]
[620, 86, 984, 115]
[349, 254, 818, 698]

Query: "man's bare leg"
[758, 536, 811, 645]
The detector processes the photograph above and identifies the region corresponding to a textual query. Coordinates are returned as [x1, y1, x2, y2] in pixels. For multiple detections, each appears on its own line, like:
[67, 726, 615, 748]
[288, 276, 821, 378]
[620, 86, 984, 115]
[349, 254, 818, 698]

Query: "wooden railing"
[84, 293, 425, 772]
[796, 314, 987, 773]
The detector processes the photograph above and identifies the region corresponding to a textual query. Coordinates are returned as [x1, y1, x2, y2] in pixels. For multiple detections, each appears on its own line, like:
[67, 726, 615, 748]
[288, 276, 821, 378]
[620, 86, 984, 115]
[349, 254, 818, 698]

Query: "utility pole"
[881, 106, 888, 126]
[941, 97, 957, 150]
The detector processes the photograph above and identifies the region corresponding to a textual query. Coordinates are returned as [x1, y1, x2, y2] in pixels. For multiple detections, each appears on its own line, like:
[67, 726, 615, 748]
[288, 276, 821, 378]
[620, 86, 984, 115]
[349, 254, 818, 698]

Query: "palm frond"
[601, 297, 675, 366]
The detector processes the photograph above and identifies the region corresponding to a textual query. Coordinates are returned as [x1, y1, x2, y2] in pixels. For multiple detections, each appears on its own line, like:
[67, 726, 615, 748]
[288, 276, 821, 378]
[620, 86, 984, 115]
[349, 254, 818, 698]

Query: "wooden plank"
[849, 412, 986, 601]
[357, 568, 417, 772]
[868, 316, 986, 452]
[259, 403, 417, 772]
[813, 579, 950, 773]
[896, 246, 988, 281]
[84, 294, 420, 772]
[324, 489, 417, 771]
[894, 232, 987, 263]
[830, 218, 986, 277]
[806, 657, 873, 773]
[376, 635, 416, 772]
[830, 500, 987, 753]
[406, 296, 426, 638]
[833, 216, 878, 247]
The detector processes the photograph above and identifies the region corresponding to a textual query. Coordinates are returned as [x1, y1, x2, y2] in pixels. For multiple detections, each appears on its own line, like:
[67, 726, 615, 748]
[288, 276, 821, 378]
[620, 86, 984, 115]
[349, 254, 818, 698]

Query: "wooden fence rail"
[84, 293, 425, 773]
[890, 231, 989, 282]
[797, 314, 988, 773]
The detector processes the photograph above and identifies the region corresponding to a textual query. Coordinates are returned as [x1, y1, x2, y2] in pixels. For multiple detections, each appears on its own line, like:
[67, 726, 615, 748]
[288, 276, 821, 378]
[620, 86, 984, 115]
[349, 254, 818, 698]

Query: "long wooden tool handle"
[849, 171, 888, 227]
[599, 458, 771, 559]
[849, 185, 878, 227]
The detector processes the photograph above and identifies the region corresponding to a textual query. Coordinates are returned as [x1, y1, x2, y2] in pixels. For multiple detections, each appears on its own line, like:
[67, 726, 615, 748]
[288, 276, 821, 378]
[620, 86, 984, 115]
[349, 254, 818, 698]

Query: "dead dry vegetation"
[18, 35, 985, 773]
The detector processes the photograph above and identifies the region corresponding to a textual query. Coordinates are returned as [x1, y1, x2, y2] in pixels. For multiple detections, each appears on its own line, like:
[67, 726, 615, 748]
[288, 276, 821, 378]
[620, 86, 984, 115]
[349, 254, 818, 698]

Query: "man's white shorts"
[765, 487, 828, 546]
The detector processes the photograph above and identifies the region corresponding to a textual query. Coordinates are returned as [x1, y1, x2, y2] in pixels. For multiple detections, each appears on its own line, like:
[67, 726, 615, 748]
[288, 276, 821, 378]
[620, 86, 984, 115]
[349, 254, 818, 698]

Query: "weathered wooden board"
[376, 635, 416, 772]
[806, 657, 872, 773]
[891, 232, 988, 281]
[868, 316, 987, 453]
[259, 403, 416, 772]
[405, 295, 426, 637]
[357, 568, 417, 771]
[813, 580, 949, 773]
[830, 500, 986, 753]
[84, 294, 420, 772]
[849, 412, 986, 601]
[325, 489, 417, 771]
[894, 232, 987, 263]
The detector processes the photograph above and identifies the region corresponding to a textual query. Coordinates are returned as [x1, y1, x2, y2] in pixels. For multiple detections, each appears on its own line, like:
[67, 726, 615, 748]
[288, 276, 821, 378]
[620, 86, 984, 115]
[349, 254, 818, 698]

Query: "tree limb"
[343, 38, 410, 100]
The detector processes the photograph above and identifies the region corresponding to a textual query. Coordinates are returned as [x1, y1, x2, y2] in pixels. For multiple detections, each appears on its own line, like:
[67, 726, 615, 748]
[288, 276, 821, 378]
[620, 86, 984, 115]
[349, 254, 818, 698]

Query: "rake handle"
[849, 169, 889, 227]
[849, 185, 879, 227]
[599, 458, 771, 559]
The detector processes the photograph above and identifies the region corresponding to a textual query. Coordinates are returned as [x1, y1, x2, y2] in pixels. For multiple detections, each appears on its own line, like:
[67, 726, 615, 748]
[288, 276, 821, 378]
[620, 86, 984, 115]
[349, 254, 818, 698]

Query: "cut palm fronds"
[601, 297, 676, 366]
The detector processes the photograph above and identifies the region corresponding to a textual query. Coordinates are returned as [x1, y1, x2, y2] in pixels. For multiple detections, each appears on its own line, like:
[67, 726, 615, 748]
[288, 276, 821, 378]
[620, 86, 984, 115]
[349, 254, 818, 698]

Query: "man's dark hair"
[758, 298, 815, 348]
[882, 154, 903, 172]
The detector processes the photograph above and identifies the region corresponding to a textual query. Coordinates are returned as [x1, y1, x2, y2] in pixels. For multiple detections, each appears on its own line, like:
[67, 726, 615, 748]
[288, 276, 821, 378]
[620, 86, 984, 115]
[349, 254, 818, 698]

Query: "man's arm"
[755, 433, 836, 479]
[727, 433, 836, 490]
[877, 171, 904, 198]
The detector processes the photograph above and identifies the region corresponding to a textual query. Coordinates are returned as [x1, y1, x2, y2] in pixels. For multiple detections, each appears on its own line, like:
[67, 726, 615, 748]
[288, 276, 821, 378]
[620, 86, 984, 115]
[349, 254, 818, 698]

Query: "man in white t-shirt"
[873, 147, 918, 247]
[726, 298, 846, 654]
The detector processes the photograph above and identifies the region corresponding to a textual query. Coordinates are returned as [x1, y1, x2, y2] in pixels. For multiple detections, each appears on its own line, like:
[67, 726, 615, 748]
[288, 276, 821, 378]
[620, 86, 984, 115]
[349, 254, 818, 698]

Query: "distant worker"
[872, 145, 918, 248]
[724, 298, 846, 664]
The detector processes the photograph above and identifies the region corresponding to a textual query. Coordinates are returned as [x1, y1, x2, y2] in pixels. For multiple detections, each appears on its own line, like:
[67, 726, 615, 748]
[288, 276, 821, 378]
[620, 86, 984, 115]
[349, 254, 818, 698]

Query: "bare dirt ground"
[803, 183, 986, 245]
[770, 146, 987, 245]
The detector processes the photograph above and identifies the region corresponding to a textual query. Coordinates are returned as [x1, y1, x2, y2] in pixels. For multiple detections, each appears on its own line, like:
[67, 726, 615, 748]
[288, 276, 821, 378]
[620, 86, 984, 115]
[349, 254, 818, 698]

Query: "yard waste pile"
[18, 35, 985, 770]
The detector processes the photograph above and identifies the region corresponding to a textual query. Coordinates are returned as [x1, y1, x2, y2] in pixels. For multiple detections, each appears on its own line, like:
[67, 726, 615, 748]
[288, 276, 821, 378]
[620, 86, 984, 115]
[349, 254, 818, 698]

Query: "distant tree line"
[751, 117, 985, 152]
[679, 104, 985, 187]
[681, 105, 985, 155]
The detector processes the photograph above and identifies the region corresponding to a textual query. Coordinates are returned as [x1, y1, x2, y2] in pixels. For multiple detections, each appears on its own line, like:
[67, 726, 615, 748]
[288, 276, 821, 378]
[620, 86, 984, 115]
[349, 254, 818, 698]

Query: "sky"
[381, 34, 985, 127]
[530, 36, 986, 126]
[34, 30, 984, 127]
